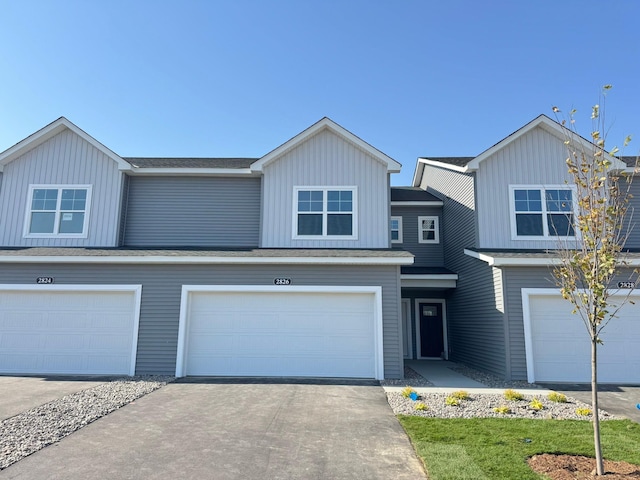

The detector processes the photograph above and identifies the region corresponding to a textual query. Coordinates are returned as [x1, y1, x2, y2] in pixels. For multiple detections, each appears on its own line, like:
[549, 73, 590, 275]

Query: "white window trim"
[509, 185, 577, 241]
[417, 216, 439, 244]
[390, 216, 403, 244]
[23, 184, 93, 239]
[292, 186, 358, 240]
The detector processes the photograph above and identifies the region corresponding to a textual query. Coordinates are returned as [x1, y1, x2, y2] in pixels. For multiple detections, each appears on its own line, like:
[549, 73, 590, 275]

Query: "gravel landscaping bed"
[388, 391, 617, 420]
[386, 363, 617, 420]
[0, 376, 173, 470]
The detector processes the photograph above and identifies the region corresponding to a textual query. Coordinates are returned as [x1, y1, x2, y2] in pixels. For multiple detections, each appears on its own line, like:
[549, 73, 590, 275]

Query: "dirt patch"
[528, 454, 640, 479]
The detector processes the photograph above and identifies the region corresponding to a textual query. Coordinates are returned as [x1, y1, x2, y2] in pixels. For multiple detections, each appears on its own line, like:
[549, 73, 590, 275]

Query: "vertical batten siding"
[0, 263, 402, 378]
[422, 165, 507, 377]
[261, 129, 389, 248]
[390, 205, 444, 266]
[124, 177, 261, 247]
[475, 127, 575, 249]
[0, 130, 122, 246]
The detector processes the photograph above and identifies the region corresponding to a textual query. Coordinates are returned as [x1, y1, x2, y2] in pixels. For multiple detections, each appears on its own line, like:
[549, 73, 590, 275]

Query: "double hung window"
[418, 216, 439, 244]
[25, 185, 92, 237]
[390, 216, 403, 243]
[294, 187, 357, 239]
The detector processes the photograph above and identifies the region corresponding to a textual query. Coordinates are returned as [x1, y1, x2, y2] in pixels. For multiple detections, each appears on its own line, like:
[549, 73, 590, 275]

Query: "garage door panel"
[182, 290, 378, 378]
[0, 354, 38, 371]
[527, 293, 640, 383]
[0, 288, 139, 375]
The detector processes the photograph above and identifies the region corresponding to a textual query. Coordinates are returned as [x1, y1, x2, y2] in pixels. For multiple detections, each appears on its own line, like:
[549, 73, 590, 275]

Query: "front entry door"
[419, 302, 444, 358]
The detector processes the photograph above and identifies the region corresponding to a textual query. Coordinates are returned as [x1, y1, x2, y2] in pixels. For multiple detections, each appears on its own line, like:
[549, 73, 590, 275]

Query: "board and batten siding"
[390, 205, 444, 267]
[261, 129, 390, 248]
[475, 126, 575, 249]
[123, 176, 261, 247]
[0, 263, 403, 379]
[421, 165, 508, 378]
[0, 129, 123, 246]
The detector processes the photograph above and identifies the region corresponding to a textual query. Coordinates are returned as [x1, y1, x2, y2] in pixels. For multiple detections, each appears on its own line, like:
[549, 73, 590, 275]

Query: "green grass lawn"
[398, 416, 640, 480]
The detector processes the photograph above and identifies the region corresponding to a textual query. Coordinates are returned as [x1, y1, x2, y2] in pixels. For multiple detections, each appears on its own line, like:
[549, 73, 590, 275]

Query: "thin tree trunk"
[592, 336, 604, 475]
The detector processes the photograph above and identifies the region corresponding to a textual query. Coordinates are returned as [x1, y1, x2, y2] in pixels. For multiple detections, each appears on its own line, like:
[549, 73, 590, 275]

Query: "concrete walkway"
[0, 381, 427, 480]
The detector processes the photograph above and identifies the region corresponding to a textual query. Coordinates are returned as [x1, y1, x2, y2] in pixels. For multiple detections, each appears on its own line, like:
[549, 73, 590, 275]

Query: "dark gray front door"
[419, 302, 444, 358]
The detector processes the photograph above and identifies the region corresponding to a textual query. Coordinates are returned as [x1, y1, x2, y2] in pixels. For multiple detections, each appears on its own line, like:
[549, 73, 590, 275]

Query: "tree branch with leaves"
[552, 85, 638, 476]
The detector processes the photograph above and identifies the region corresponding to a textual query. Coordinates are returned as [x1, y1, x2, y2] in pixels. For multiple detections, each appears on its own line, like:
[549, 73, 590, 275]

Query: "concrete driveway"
[0, 379, 426, 480]
[0, 375, 116, 420]
[541, 383, 640, 423]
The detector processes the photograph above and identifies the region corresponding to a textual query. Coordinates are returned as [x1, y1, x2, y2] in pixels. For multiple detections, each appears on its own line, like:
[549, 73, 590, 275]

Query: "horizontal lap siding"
[0, 130, 122, 246]
[390, 205, 444, 267]
[0, 264, 402, 378]
[124, 176, 261, 247]
[422, 166, 507, 377]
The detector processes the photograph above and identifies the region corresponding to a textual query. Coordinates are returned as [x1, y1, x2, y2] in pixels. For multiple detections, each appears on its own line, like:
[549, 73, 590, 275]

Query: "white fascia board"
[252, 117, 402, 173]
[411, 159, 425, 187]
[0, 117, 131, 172]
[0, 255, 415, 265]
[465, 115, 625, 172]
[418, 158, 469, 173]
[127, 168, 255, 176]
[467, 250, 640, 267]
[390, 201, 443, 206]
[401, 278, 457, 289]
[464, 249, 560, 266]
[400, 274, 458, 280]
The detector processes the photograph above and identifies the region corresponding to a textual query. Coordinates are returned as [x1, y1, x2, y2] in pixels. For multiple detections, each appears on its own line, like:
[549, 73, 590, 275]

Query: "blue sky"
[1, 0, 638, 186]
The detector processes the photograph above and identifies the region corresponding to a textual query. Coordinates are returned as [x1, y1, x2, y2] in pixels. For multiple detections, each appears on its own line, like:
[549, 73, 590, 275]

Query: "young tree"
[552, 85, 638, 476]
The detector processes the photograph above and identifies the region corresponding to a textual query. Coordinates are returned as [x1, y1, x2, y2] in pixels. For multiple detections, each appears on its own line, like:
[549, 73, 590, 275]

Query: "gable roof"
[124, 158, 257, 168]
[251, 117, 402, 173]
[413, 115, 627, 184]
[390, 187, 442, 204]
[0, 117, 131, 173]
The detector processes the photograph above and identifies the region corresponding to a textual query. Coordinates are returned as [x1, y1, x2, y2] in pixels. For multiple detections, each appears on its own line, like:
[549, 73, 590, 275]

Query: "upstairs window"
[25, 185, 92, 238]
[390, 216, 403, 243]
[294, 187, 357, 239]
[418, 216, 439, 244]
[511, 186, 575, 239]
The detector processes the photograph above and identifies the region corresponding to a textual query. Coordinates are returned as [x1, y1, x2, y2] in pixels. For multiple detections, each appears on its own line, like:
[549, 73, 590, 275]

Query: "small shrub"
[547, 392, 568, 403]
[445, 396, 460, 406]
[494, 405, 511, 414]
[451, 390, 470, 400]
[504, 389, 524, 401]
[576, 407, 592, 416]
[415, 402, 428, 411]
[401, 386, 417, 398]
[529, 398, 544, 411]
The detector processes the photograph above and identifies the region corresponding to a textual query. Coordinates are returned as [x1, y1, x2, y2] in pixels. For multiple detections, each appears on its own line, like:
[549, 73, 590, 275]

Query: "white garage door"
[177, 287, 382, 379]
[0, 286, 141, 375]
[524, 291, 640, 383]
